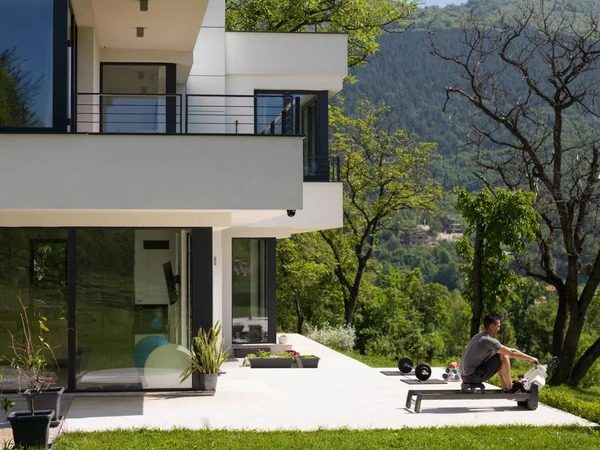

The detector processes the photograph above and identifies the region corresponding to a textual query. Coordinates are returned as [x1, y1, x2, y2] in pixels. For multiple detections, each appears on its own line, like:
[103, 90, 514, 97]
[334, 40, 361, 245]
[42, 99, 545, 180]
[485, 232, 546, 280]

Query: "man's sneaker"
[509, 381, 524, 393]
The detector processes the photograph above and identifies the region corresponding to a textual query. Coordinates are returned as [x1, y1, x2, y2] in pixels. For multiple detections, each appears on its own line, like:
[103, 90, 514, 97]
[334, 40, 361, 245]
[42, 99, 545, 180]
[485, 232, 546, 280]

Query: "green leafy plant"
[0, 373, 15, 415]
[5, 296, 56, 414]
[300, 355, 319, 359]
[181, 321, 229, 379]
[247, 350, 298, 362]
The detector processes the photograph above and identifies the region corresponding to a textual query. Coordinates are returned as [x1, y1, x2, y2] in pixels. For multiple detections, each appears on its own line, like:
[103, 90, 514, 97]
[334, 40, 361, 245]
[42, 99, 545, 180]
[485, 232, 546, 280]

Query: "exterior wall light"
[140, 0, 149, 11]
[136, 27, 145, 37]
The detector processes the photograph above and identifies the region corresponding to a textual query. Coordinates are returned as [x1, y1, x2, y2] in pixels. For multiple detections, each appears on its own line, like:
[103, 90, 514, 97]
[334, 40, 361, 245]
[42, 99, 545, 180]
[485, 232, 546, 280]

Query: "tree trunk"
[570, 336, 600, 385]
[344, 286, 359, 326]
[344, 256, 368, 326]
[470, 224, 485, 337]
[554, 311, 586, 383]
[293, 293, 304, 334]
[552, 288, 568, 360]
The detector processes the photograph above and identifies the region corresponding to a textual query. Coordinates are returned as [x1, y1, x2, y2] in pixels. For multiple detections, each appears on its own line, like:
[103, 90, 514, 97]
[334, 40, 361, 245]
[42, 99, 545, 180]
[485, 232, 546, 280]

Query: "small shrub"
[305, 323, 355, 351]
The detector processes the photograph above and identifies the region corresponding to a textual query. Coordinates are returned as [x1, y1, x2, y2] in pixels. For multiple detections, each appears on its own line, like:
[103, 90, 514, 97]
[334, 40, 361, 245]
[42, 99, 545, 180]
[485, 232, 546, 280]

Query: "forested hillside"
[342, 0, 600, 191]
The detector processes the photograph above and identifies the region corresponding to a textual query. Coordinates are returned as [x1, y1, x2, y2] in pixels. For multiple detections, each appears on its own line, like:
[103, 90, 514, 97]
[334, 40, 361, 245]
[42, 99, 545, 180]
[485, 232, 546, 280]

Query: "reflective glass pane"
[0, 0, 54, 127]
[76, 229, 191, 390]
[232, 239, 269, 343]
[0, 230, 68, 390]
[101, 65, 167, 133]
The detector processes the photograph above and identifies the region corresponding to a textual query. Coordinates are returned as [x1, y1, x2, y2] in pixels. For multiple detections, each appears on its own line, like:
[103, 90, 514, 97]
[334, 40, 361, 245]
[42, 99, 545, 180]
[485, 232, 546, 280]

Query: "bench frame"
[405, 382, 539, 413]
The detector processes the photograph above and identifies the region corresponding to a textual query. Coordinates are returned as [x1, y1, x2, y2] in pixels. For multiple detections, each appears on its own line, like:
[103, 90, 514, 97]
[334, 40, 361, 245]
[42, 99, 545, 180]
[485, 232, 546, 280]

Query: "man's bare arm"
[497, 346, 539, 365]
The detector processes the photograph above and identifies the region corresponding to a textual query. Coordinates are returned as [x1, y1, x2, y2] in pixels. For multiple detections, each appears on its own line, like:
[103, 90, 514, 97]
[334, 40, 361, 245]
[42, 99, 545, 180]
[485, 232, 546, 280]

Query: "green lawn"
[52, 426, 599, 450]
[335, 349, 398, 368]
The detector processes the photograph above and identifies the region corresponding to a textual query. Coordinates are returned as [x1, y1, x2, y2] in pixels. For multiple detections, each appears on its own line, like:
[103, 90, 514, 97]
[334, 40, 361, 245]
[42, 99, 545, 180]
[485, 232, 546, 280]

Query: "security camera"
[286, 209, 296, 218]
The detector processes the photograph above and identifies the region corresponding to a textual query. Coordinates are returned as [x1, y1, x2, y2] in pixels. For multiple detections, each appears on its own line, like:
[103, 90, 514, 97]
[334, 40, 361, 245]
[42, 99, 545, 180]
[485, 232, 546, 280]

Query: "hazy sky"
[419, 0, 468, 7]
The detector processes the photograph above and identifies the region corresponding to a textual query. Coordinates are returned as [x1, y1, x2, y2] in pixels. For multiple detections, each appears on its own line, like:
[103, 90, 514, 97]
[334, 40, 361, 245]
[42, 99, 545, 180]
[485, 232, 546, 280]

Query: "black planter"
[298, 357, 320, 368]
[199, 373, 218, 391]
[23, 386, 65, 420]
[7, 410, 55, 449]
[248, 358, 293, 368]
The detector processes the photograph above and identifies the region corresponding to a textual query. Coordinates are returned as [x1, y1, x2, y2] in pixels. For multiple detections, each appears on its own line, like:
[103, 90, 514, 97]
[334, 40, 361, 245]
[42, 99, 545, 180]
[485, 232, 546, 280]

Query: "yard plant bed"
[52, 426, 599, 450]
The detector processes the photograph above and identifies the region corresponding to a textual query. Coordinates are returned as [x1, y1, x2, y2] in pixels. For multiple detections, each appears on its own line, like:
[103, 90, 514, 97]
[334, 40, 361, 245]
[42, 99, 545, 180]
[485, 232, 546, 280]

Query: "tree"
[430, 0, 600, 383]
[456, 188, 540, 337]
[0, 48, 40, 127]
[276, 233, 343, 333]
[320, 100, 443, 326]
[225, 0, 418, 68]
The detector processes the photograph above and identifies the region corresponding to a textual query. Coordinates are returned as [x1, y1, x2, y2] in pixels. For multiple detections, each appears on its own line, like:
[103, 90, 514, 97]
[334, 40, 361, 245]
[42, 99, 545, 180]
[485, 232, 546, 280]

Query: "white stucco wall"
[0, 134, 304, 210]
[225, 32, 347, 81]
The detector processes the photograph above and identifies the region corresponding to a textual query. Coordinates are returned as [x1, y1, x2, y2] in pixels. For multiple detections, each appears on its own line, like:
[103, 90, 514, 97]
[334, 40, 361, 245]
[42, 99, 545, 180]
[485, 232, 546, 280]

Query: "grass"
[52, 426, 600, 450]
[335, 349, 398, 368]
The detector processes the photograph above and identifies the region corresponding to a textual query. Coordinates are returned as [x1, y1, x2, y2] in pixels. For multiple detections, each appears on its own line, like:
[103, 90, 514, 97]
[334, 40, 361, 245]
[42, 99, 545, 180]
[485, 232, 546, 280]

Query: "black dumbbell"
[398, 357, 432, 381]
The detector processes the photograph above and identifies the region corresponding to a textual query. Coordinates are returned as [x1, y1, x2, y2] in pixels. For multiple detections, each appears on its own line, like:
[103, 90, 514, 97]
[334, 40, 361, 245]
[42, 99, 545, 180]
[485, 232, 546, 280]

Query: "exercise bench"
[405, 382, 539, 413]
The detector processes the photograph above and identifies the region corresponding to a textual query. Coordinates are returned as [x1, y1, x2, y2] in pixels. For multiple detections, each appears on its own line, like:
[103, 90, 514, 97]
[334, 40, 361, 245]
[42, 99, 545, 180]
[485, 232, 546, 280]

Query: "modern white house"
[0, 0, 346, 392]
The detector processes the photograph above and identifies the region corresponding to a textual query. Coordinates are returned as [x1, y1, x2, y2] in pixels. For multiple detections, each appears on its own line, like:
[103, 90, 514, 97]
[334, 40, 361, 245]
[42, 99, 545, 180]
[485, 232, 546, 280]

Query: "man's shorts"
[462, 353, 502, 383]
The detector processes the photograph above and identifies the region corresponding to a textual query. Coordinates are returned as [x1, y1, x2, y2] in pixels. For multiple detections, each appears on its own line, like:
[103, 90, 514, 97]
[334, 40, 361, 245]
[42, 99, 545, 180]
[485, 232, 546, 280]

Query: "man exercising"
[460, 313, 539, 392]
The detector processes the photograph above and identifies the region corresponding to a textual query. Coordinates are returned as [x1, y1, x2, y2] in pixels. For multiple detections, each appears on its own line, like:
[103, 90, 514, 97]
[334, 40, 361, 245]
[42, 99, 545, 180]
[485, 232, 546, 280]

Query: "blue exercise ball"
[151, 316, 163, 330]
[133, 335, 169, 368]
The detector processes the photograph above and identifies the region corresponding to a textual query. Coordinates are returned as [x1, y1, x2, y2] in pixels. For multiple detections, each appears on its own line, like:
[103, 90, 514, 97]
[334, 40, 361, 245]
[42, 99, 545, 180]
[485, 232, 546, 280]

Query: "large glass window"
[255, 92, 323, 178]
[0, 230, 68, 390]
[75, 229, 191, 390]
[232, 239, 269, 344]
[101, 64, 175, 133]
[0, 0, 54, 128]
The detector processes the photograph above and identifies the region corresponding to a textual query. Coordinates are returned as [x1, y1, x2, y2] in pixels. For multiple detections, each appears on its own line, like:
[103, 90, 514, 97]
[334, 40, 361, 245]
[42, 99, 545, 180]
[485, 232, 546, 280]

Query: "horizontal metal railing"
[74, 93, 182, 134]
[185, 93, 302, 135]
[71, 93, 340, 181]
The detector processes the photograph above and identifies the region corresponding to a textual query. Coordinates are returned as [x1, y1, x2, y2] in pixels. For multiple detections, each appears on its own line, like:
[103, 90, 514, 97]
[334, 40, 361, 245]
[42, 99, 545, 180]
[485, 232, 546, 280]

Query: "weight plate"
[415, 363, 432, 381]
[398, 357, 414, 374]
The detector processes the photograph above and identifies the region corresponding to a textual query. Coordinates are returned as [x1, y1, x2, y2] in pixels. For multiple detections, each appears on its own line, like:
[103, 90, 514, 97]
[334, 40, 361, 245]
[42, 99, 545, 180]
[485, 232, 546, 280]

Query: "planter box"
[23, 386, 65, 422]
[7, 409, 55, 449]
[248, 357, 293, 369]
[298, 357, 320, 368]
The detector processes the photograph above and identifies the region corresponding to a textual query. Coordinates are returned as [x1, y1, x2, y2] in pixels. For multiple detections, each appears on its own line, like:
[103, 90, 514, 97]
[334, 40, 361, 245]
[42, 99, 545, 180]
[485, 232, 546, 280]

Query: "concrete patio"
[58, 333, 596, 433]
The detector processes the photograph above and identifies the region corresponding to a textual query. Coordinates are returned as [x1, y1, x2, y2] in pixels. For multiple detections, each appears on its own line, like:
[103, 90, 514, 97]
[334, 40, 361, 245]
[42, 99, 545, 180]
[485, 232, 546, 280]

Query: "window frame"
[0, 0, 68, 134]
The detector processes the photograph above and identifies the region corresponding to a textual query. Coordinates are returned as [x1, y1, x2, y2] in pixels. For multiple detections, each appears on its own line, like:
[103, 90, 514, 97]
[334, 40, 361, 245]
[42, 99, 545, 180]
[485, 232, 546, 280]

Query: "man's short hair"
[483, 313, 503, 329]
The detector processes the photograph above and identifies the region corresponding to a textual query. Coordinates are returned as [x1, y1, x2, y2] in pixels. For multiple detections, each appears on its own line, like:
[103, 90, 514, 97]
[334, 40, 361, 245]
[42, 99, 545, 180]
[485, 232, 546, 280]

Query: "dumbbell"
[398, 357, 432, 381]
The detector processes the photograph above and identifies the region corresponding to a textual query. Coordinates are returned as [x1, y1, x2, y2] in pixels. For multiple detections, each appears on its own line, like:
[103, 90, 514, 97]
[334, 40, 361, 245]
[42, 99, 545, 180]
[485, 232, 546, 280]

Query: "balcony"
[73, 92, 337, 182]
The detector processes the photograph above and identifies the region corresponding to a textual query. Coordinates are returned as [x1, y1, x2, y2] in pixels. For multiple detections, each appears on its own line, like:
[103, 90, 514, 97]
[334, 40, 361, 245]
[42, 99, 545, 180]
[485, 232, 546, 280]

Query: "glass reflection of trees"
[0, 48, 42, 127]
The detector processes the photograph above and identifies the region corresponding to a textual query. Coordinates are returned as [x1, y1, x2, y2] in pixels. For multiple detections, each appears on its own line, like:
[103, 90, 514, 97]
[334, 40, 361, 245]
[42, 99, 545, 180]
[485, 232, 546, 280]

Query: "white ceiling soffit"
[74, 0, 208, 52]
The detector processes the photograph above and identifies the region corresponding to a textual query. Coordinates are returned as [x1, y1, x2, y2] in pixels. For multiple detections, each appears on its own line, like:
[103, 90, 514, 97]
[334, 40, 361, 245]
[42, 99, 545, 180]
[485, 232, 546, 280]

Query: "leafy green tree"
[225, 0, 418, 68]
[456, 188, 540, 337]
[320, 100, 443, 325]
[430, 0, 600, 384]
[276, 233, 343, 333]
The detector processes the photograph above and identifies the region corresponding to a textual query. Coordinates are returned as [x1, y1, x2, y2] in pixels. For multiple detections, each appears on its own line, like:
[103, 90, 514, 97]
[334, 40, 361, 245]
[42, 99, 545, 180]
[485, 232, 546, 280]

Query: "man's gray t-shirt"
[460, 332, 502, 377]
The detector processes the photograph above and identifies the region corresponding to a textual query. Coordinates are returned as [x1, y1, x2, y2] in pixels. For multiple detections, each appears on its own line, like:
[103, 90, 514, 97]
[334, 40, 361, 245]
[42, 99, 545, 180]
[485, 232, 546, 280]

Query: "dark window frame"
[0, 226, 210, 393]
[0, 0, 69, 134]
[254, 90, 329, 182]
[231, 237, 276, 344]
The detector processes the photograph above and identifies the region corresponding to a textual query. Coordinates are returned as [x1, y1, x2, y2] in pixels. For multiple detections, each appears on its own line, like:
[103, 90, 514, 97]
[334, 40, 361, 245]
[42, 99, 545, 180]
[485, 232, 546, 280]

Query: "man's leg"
[497, 353, 512, 390]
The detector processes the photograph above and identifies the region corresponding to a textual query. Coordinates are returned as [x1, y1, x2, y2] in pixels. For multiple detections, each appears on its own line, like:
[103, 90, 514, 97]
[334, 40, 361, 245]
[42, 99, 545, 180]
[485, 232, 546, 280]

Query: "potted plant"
[278, 334, 288, 344]
[181, 320, 229, 392]
[5, 297, 63, 449]
[297, 354, 320, 368]
[247, 350, 295, 368]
